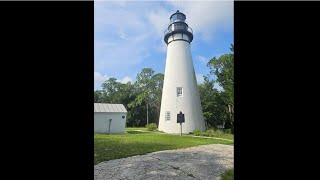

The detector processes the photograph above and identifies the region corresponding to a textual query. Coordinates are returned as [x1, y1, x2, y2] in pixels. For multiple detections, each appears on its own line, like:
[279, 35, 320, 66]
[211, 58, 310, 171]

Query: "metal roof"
[94, 103, 127, 113]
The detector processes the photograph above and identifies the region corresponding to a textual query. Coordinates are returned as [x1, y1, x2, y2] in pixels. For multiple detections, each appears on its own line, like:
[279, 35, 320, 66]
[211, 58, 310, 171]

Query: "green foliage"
[199, 44, 234, 132]
[199, 81, 228, 128]
[214, 130, 224, 137]
[131, 68, 164, 126]
[94, 131, 233, 164]
[190, 129, 233, 140]
[224, 129, 232, 134]
[207, 129, 215, 134]
[94, 90, 105, 103]
[134, 68, 155, 108]
[145, 123, 157, 131]
[220, 168, 234, 180]
[149, 73, 164, 125]
[192, 129, 202, 136]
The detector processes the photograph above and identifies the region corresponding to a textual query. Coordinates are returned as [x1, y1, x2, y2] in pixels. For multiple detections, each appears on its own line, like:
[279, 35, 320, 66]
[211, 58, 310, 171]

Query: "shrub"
[145, 123, 157, 131]
[192, 130, 212, 137]
[207, 129, 215, 134]
[192, 129, 202, 136]
[200, 132, 209, 136]
[224, 129, 232, 134]
[215, 130, 224, 136]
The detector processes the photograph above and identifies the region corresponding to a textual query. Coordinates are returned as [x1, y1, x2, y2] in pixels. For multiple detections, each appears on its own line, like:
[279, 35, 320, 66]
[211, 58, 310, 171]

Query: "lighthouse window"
[177, 87, 183, 97]
[175, 24, 181, 30]
[171, 14, 186, 22]
[171, 14, 178, 21]
[165, 111, 171, 121]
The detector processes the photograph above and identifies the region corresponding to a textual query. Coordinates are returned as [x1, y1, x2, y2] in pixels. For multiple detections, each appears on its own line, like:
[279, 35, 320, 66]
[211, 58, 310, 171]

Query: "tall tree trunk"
[146, 103, 149, 125]
[156, 103, 160, 125]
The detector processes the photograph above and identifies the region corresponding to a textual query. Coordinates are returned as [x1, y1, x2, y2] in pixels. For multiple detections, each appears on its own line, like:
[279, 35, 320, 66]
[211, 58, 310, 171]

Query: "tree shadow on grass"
[126, 130, 151, 134]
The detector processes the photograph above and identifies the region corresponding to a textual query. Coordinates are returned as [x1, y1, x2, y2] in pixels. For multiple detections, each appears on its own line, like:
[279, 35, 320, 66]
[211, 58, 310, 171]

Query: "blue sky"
[94, 0, 234, 90]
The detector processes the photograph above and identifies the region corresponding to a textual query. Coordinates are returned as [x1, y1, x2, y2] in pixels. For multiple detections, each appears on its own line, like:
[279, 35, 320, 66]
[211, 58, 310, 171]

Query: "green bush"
[193, 129, 224, 137]
[224, 129, 232, 134]
[191, 129, 234, 140]
[215, 130, 224, 136]
[207, 129, 215, 134]
[192, 130, 212, 137]
[201, 132, 209, 136]
[145, 123, 157, 131]
[192, 129, 202, 136]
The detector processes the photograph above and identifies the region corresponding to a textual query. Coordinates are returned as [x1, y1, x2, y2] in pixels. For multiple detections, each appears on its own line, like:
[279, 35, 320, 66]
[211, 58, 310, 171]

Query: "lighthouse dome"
[170, 10, 186, 22]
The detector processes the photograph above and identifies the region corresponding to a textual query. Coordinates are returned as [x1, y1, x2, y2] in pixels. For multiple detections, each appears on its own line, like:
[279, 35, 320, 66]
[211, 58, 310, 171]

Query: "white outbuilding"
[94, 103, 127, 134]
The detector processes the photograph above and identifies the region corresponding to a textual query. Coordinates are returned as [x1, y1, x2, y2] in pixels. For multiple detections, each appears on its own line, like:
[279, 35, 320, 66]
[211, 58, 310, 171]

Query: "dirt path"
[94, 144, 234, 180]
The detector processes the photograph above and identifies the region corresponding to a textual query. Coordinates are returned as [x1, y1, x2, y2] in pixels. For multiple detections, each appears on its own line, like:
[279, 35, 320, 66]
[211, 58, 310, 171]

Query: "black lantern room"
[164, 10, 193, 44]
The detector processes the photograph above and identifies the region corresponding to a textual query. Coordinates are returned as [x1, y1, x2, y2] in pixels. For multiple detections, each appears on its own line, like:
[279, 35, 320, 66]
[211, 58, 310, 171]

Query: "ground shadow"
[126, 130, 151, 134]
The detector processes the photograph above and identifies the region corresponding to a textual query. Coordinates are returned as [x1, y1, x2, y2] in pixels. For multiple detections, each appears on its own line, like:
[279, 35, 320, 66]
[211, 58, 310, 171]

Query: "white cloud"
[94, 71, 109, 90]
[94, 1, 162, 75]
[118, 76, 133, 84]
[196, 55, 208, 65]
[165, 0, 233, 41]
[119, 32, 128, 40]
[147, 8, 172, 37]
[196, 73, 205, 84]
[94, 72, 134, 90]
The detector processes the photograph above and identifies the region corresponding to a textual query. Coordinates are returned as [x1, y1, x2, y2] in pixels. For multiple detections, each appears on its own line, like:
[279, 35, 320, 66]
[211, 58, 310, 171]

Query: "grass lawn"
[220, 168, 234, 180]
[210, 133, 233, 140]
[94, 130, 233, 165]
[187, 132, 234, 140]
[216, 133, 234, 140]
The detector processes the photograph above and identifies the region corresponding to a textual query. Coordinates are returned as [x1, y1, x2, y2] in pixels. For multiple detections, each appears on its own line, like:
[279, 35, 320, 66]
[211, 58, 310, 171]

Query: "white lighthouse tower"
[158, 10, 206, 134]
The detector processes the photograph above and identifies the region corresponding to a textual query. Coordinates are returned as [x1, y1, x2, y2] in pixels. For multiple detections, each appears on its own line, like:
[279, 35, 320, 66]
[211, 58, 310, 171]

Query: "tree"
[207, 44, 234, 105]
[98, 78, 138, 126]
[206, 44, 234, 132]
[102, 78, 118, 95]
[149, 73, 164, 125]
[94, 90, 104, 103]
[130, 68, 155, 125]
[199, 76, 228, 129]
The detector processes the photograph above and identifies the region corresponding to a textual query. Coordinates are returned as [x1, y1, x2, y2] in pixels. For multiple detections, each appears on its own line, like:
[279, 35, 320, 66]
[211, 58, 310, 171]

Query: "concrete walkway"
[94, 144, 234, 180]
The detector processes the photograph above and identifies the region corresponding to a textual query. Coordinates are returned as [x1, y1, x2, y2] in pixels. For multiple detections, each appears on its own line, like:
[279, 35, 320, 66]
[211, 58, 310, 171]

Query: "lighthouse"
[158, 10, 206, 134]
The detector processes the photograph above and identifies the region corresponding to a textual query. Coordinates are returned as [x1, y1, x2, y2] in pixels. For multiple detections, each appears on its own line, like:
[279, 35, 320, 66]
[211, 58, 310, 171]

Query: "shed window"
[177, 87, 183, 97]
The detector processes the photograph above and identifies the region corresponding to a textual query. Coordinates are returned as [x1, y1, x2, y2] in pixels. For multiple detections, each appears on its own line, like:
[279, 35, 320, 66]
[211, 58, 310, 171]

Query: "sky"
[94, 0, 234, 90]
